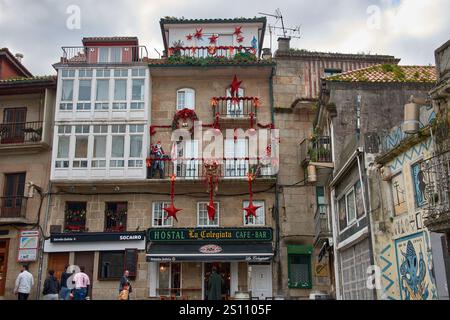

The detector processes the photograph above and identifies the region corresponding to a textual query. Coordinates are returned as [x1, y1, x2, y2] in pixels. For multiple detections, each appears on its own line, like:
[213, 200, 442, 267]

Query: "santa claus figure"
[149, 141, 166, 178]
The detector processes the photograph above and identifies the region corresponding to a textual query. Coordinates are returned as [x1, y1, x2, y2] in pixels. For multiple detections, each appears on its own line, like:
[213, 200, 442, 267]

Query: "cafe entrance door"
[203, 262, 230, 300]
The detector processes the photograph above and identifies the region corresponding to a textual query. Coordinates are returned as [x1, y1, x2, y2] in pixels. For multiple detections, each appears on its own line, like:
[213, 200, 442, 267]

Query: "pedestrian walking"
[42, 269, 60, 300]
[13, 264, 34, 300]
[59, 265, 73, 300]
[118, 270, 132, 300]
[207, 266, 224, 300]
[72, 266, 90, 300]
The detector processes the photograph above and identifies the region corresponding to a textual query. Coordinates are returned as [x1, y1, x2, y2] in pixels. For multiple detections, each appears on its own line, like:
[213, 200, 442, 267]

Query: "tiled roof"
[324, 64, 437, 83]
[0, 48, 33, 77]
[160, 17, 266, 25]
[276, 49, 399, 62]
[0, 75, 56, 85]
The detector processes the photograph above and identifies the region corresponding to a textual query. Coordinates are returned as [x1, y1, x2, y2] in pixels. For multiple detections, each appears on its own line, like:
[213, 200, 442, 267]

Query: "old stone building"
[315, 64, 437, 299]
[0, 50, 56, 299]
[272, 37, 399, 299]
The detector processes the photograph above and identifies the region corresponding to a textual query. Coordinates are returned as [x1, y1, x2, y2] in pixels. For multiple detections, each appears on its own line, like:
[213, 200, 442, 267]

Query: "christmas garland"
[171, 108, 199, 131]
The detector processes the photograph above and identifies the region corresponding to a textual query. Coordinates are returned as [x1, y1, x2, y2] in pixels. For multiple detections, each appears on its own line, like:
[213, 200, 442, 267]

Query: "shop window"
[98, 250, 137, 280]
[243, 201, 265, 226]
[64, 202, 86, 232]
[152, 202, 172, 227]
[197, 202, 219, 227]
[288, 254, 312, 289]
[157, 262, 181, 297]
[411, 162, 426, 207]
[105, 202, 127, 232]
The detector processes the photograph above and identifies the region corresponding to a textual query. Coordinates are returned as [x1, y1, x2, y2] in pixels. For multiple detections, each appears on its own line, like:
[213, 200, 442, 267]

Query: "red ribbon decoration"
[164, 174, 182, 222]
[244, 173, 261, 219]
[207, 176, 216, 221]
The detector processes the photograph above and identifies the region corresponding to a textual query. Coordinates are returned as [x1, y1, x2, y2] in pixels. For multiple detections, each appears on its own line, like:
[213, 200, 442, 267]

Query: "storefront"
[146, 227, 274, 300]
[43, 231, 146, 300]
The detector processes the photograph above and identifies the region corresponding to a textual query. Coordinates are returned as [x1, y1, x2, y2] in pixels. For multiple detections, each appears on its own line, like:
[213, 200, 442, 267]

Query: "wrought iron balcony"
[299, 136, 333, 166]
[146, 157, 275, 180]
[0, 196, 27, 219]
[61, 46, 148, 64]
[0, 121, 43, 145]
[167, 46, 257, 59]
[212, 97, 258, 119]
[314, 204, 331, 244]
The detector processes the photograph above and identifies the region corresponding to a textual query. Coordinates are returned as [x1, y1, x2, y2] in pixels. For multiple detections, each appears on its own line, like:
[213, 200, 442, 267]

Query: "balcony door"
[226, 88, 244, 118]
[1, 173, 26, 218]
[175, 140, 199, 179]
[224, 139, 248, 178]
[2, 108, 26, 144]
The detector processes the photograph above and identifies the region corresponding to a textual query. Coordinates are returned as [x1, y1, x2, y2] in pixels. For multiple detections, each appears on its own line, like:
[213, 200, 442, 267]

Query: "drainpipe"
[36, 181, 52, 300]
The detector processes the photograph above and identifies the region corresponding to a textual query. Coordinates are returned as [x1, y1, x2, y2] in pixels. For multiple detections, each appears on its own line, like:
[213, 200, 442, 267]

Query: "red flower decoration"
[234, 26, 243, 36]
[209, 34, 219, 44]
[186, 34, 193, 41]
[194, 28, 203, 39]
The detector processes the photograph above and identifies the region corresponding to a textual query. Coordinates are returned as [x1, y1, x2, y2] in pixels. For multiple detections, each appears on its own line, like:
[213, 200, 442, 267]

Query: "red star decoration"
[186, 34, 193, 41]
[234, 26, 243, 36]
[194, 28, 203, 39]
[244, 201, 262, 219]
[209, 34, 219, 44]
[207, 201, 216, 221]
[164, 203, 182, 222]
[230, 75, 242, 97]
[237, 36, 244, 43]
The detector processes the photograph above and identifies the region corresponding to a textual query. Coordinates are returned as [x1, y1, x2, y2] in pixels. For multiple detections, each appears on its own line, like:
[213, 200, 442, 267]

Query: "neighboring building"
[315, 64, 437, 299]
[42, 37, 151, 299]
[0, 48, 33, 80]
[0, 70, 56, 299]
[273, 37, 399, 299]
[146, 17, 277, 300]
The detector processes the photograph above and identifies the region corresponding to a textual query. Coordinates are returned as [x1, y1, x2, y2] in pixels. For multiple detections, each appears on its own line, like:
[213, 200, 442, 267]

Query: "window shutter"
[187, 90, 195, 110]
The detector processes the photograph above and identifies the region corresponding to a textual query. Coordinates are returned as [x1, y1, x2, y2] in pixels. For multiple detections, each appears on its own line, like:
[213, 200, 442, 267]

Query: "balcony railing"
[213, 98, 257, 118]
[0, 196, 27, 219]
[61, 46, 148, 64]
[299, 136, 332, 165]
[168, 46, 257, 59]
[314, 204, 331, 242]
[146, 158, 275, 180]
[0, 121, 43, 145]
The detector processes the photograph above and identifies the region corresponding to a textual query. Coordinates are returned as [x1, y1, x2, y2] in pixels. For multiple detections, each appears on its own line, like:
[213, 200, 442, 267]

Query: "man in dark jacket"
[119, 270, 132, 300]
[59, 265, 73, 300]
[43, 270, 60, 300]
[207, 266, 224, 300]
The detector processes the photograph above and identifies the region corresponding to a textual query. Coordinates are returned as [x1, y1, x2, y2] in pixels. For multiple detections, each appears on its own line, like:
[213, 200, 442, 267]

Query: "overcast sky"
[1, 0, 449, 75]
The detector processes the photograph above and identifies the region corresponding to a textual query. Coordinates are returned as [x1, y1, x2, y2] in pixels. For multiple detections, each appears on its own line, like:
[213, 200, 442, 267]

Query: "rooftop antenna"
[259, 8, 302, 51]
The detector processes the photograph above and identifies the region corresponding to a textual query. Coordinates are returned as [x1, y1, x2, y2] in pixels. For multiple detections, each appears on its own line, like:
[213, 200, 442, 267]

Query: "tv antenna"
[259, 8, 301, 51]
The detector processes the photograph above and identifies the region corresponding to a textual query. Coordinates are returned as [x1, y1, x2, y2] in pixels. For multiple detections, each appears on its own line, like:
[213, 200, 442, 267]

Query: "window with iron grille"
[288, 254, 312, 289]
[105, 202, 127, 232]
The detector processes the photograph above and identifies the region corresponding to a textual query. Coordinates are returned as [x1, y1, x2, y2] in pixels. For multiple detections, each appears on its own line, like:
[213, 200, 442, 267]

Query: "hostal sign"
[147, 228, 273, 242]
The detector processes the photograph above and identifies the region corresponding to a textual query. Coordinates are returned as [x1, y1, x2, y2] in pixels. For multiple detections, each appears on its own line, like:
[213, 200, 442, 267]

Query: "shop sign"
[18, 230, 39, 262]
[147, 228, 273, 242]
[50, 231, 145, 243]
[199, 244, 223, 254]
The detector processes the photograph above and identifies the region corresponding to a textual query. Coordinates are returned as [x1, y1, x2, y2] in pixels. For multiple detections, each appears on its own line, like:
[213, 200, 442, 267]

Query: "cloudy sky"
[0, 0, 449, 75]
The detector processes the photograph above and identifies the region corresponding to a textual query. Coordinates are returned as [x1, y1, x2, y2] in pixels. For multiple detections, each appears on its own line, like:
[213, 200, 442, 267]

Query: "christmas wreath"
[172, 108, 199, 131]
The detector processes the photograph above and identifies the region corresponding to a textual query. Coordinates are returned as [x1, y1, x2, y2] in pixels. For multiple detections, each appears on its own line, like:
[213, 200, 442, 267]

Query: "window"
[73, 136, 88, 168]
[174, 140, 199, 178]
[132, 79, 145, 101]
[75, 125, 90, 134]
[288, 253, 312, 289]
[226, 87, 244, 117]
[78, 69, 93, 78]
[176, 88, 195, 110]
[157, 262, 181, 297]
[243, 200, 265, 226]
[56, 126, 71, 168]
[391, 173, 407, 216]
[224, 139, 248, 177]
[114, 69, 128, 77]
[129, 135, 143, 167]
[105, 202, 127, 232]
[98, 250, 137, 280]
[411, 162, 426, 207]
[2, 173, 26, 217]
[61, 69, 75, 78]
[354, 181, 365, 218]
[99, 47, 122, 63]
[111, 124, 126, 133]
[96, 69, 110, 78]
[96, 80, 109, 101]
[132, 68, 146, 77]
[346, 189, 356, 224]
[152, 202, 172, 227]
[323, 69, 342, 78]
[111, 135, 125, 168]
[113, 79, 127, 110]
[92, 136, 107, 168]
[61, 80, 74, 101]
[197, 202, 219, 227]
[78, 80, 91, 101]
[64, 202, 86, 232]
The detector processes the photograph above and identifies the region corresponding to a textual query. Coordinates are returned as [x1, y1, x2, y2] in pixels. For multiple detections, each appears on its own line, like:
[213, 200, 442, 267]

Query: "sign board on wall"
[147, 228, 273, 242]
[18, 230, 39, 262]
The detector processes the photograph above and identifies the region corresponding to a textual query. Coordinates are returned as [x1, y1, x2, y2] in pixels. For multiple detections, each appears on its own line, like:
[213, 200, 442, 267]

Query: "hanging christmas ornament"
[237, 36, 244, 43]
[230, 75, 242, 98]
[207, 176, 216, 221]
[186, 34, 193, 41]
[244, 173, 261, 219]
[234, 26, 243, 36]
[164, 174, 182, 222]
[194, 28, 203, 40]
[209, 34, 219, 44]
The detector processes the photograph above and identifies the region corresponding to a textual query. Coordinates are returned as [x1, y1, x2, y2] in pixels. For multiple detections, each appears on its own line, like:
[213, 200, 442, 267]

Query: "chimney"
[277, 37, 291, 52]
[15, 53, 24, 63]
